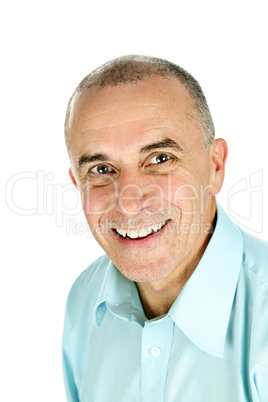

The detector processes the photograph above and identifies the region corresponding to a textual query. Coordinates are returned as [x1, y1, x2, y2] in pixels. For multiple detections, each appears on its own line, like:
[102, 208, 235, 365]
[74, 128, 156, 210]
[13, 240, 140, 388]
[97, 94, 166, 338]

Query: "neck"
[136, 252, 202, 319]
[136, 200, 217, 319]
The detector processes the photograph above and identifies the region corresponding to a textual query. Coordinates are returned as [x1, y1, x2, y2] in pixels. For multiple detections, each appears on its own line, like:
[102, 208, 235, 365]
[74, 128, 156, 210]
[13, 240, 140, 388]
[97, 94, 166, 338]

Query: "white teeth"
[146, 227, 152, 235]
[151, 224, 159, 232]
[115, 221, 167, 239]
[129, 230, 138, 239]
[139, 228, 148, 237]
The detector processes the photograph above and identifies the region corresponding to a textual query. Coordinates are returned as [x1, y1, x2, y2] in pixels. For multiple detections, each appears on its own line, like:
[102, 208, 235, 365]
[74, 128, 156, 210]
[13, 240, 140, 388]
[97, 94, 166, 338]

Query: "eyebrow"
[139, 137, 184, 154]
[77, 153, 110, 171]
[77, 137, 184, 171]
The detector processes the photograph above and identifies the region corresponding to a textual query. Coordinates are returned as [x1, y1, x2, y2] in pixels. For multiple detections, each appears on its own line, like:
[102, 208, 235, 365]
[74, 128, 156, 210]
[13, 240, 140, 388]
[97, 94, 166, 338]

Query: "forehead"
[73, 76, 193, 121]
[69, 76, 202, 157]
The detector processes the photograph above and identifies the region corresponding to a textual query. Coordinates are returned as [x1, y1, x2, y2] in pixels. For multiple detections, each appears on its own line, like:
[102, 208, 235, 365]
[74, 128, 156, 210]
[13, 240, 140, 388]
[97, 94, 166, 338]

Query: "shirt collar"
[95, 260, 146, 327]
[170, 203, 243, 357]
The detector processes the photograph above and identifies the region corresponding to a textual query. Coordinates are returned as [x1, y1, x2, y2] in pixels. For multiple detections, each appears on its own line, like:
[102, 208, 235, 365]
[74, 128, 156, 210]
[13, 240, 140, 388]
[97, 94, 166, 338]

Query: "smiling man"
[62, 56, 268, 401]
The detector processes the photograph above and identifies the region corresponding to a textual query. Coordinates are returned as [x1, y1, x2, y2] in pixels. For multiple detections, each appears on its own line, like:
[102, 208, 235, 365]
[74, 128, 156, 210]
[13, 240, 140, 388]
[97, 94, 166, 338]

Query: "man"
[62, 55, 268, 401]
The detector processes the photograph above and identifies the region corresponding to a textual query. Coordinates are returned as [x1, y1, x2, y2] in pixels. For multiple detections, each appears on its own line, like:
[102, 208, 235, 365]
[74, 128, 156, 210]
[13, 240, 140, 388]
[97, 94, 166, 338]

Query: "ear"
[69, 167, 78, 189]
[209, 138, 228, 195]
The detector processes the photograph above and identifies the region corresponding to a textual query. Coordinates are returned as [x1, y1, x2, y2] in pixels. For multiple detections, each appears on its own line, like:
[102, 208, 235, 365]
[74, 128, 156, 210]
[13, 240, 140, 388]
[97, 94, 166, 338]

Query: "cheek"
[171, 181, 199, 213]
[81, 185, 117, 218]
[158, 172, 197, 208]
[165, 170, 210, 215]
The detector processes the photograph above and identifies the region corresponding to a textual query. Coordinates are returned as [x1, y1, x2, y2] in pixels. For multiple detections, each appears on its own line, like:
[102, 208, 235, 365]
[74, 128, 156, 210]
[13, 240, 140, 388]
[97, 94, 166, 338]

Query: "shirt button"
[150, 347, 161, 357]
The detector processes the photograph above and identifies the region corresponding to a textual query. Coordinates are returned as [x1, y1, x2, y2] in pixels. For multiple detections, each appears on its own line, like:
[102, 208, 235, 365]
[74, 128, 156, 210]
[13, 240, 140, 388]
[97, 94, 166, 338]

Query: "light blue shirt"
[62, 204, 268, 401]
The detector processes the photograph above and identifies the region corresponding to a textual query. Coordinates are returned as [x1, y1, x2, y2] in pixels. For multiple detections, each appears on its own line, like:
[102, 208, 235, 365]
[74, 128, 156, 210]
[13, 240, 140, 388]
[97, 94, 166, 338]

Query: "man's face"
[69, 77, 222, 283]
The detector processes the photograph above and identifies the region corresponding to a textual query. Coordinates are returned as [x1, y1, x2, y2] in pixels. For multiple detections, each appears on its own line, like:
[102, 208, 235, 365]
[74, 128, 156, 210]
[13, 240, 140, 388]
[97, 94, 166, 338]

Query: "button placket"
[141, 317, 174, 402]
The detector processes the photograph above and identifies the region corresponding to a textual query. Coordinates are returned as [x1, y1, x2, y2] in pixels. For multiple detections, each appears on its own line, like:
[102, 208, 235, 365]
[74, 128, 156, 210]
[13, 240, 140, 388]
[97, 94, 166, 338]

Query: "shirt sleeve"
[251, 364, 268, 402]
[62, 293, 80, 402]
[62, 345, 79, 401]
[250, 278, 268, 402]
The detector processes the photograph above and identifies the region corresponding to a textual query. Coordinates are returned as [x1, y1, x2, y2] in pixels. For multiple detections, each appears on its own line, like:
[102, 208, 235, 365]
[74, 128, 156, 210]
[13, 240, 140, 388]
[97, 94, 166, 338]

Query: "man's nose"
[116, 171, 151, 216]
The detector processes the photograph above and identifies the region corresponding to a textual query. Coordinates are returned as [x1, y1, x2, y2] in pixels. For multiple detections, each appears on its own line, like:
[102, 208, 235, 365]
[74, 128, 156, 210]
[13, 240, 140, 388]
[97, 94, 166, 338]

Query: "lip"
[111, 219, 170, 248]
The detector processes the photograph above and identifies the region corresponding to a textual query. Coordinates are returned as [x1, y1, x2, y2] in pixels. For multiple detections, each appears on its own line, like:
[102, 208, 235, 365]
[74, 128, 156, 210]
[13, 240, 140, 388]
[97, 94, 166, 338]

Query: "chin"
[116, 261, 173, 283]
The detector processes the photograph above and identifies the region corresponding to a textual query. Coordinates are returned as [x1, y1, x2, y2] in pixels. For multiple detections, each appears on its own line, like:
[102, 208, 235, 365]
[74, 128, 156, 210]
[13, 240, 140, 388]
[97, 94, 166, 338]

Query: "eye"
[149, 153, 172, 165]
[89, 164, 114, 175]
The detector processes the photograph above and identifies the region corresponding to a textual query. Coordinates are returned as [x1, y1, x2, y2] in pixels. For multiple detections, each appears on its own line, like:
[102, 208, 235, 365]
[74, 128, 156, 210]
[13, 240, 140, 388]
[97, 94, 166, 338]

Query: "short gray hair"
[64, 55, 215, 152]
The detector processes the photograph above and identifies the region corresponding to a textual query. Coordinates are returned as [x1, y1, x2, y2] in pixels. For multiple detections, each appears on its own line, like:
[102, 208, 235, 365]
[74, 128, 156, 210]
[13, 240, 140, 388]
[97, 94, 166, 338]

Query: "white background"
[1, 0, 267, 400]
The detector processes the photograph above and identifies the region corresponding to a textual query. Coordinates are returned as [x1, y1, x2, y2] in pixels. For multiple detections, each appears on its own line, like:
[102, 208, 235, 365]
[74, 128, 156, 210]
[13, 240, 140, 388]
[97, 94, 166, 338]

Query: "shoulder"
[239, 229, 268, 288]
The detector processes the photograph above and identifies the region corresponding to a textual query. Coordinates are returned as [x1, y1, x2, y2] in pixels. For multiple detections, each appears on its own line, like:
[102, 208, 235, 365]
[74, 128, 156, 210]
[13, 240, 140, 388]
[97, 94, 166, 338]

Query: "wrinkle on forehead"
[72, 104, 172, 130]
[71, 105, 198, 146]
[70, 121, 201, 163]
[77, 118, 187, 134]
[74, 104, 161, 122]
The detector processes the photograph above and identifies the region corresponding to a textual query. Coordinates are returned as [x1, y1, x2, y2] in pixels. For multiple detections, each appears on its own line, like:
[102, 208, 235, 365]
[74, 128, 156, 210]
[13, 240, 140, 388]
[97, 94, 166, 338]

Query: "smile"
[114, 220, 169, 239]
